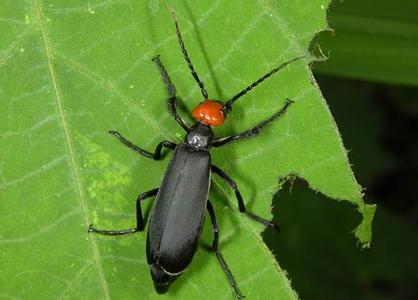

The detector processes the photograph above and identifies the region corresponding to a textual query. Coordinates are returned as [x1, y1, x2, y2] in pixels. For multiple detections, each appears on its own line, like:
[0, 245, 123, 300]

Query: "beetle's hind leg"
[211, 165, 280, 231]
[109, 130, 176, 160]
[207, 201, 244, 299]
[88, 188, 158, 235]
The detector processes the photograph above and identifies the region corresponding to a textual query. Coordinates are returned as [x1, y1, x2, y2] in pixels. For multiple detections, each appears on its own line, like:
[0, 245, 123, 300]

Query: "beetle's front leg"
[211, 165, 280, 231]
[152, 55, 191, 132]
[88, 188, 158, 235]
[109, 130, 176, 160]
[212, 98, 294, 147]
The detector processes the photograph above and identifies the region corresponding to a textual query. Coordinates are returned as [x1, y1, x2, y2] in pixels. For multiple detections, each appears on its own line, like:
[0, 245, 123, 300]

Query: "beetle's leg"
[152, 55, 190, 132]
[213, 99, 294, 148]
[108, 130, 176, 160]
[88, 188, 159, 235]
[211, 165, 280, 231]
[135, 188, 158, 231]
[207, 201, 244, 299]
[168, 7, 209, 99]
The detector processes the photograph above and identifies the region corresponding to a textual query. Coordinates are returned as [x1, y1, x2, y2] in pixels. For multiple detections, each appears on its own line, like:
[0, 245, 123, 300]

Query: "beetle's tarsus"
[88, 226, 138, 236]
[245, 211, 280, 232]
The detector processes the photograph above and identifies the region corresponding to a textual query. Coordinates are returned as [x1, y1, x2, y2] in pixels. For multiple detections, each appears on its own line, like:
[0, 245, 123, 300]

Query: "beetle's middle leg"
[207, 201, 244, 299]
[211, 165, 280, 231]
[109, 130, 176, 160]
[88, 188, 158, 235]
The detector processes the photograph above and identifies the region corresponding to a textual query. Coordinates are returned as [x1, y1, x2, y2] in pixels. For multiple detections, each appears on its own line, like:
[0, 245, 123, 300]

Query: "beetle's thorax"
[185, 122, 214, 150]
[191, 99, 225, 126]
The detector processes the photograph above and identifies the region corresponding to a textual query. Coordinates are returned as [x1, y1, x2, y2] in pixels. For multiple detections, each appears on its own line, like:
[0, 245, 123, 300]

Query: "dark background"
[263, 0, 418, 299]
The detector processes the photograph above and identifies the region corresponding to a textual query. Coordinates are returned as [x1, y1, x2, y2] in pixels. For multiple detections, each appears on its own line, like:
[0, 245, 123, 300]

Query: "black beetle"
[88, 8, 304, 299]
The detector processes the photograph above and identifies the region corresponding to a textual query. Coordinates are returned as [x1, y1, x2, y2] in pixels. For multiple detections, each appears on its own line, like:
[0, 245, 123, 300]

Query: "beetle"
[88, 7, 304, 299]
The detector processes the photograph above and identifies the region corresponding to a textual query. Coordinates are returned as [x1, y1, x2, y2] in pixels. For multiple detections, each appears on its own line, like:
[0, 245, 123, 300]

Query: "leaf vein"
[55, 53, 178, 141]
[0, 24, 34, 67]
[32, 0, 111, 298]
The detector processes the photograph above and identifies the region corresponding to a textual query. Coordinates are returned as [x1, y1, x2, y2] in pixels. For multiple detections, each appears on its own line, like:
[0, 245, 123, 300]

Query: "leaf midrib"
[32, 0, 111, 298]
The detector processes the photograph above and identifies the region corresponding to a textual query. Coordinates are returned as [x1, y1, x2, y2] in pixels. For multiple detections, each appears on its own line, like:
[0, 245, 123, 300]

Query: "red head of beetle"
[192, 99, 225, 126]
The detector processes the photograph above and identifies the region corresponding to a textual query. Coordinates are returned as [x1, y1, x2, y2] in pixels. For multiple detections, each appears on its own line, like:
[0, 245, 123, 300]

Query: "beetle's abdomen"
[150, 260, 179, 294]
[146, 144, 211, 276]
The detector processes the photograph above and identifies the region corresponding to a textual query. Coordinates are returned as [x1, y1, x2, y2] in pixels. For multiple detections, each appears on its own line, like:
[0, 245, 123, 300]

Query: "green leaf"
[263, 76, 418, 300]
[0, 0, 374, 299]
[313, 0, 418, 87]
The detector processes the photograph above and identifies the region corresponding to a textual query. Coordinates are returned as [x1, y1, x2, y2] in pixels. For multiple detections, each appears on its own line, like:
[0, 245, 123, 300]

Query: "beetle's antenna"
[168, 6, 209, 99]
[223, 56, 305, 114]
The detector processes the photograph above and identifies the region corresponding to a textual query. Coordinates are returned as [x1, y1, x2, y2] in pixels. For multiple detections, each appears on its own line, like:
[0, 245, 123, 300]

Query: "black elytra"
[88, 7, 305, 299]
